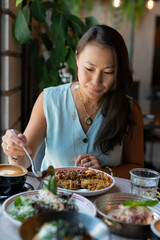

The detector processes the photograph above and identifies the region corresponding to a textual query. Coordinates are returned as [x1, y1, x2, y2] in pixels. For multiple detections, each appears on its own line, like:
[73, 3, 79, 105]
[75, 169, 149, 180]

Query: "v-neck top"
[41, 83, 123, 170]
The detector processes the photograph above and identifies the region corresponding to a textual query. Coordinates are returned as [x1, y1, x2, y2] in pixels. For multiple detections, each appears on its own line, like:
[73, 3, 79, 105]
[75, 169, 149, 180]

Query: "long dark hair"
[75, 25, 133, 154]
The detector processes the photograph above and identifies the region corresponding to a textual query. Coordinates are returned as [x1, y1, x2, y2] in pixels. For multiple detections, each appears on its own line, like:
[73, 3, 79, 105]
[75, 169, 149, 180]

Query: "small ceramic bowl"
[0, 164, 28, 196]
[150, 219, 160, 239]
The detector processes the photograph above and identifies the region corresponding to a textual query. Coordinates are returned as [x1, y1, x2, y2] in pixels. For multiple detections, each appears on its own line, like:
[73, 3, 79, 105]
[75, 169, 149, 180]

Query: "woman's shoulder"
[44, 83, 71, 98]
[44, 83, 72, 95]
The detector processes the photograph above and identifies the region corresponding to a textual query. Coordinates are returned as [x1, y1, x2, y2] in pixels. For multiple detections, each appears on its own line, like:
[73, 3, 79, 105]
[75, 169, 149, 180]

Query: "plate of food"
[94, 192, 160, 239]
[150, 219, 160, 239]
[19, 211, 110, 240]
[54, 167, 115, 196]
[2, 189, 96, 226]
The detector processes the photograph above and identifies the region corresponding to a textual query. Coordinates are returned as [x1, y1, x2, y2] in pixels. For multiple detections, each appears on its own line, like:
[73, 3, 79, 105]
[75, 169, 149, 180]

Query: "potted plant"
[14, 0, 98, 90]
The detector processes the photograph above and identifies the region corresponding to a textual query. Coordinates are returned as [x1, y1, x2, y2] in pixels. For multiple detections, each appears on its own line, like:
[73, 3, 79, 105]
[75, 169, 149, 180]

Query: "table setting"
[0, 164, 160, 240]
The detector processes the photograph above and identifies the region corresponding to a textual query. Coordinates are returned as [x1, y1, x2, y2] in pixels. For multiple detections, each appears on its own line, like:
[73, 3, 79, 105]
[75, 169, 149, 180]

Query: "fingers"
[74, 154, 90, 167]
[74, 154, 101, 169]
[1, 129, 32, 156]
[80, 156, 91, 167]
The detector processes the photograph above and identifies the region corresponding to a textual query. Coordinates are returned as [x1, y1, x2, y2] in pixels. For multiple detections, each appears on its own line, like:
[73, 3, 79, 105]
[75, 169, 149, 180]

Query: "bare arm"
[2, 91, 46, 168]
[23, 91, 46, 159]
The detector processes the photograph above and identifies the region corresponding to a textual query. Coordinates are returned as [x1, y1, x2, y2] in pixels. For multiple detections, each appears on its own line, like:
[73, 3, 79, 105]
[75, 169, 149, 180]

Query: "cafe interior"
[0, 0, 160, 240]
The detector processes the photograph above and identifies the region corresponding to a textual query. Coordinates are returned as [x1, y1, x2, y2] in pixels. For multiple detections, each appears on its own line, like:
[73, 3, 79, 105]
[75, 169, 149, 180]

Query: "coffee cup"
[0, 164, 28, 195]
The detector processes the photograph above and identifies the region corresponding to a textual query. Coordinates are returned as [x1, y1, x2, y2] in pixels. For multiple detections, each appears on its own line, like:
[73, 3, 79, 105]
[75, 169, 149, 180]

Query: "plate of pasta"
[54, 167, 115, 196]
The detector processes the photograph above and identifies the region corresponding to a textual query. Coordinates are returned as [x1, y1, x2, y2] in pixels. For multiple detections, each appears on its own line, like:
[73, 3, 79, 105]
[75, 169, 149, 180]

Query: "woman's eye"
[104, 71, 114, 75]
[85, 67, 93, 72]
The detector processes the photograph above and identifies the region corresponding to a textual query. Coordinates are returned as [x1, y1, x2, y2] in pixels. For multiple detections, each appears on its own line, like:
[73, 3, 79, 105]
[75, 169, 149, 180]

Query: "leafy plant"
[123, 199, 159, 207]
[108, 0, 146, 28]
[14, 0, 98, 90]
[121, 0, 146, 28]
[42, 166, 57, 195]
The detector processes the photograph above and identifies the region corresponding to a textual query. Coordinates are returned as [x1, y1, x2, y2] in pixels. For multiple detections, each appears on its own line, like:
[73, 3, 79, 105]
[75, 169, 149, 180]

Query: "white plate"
[55, 167, 115, 196]
[2, 190, 96, 226]
[150, 219, 160, 238]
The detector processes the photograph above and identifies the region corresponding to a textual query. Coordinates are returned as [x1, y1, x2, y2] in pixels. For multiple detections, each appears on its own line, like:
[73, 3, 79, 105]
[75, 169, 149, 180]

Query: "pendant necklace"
[77, 85, 100, 125]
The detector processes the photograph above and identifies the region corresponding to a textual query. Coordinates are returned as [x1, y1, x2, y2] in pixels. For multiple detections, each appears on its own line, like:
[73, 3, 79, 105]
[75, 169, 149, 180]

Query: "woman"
[1, 25, 144, 179]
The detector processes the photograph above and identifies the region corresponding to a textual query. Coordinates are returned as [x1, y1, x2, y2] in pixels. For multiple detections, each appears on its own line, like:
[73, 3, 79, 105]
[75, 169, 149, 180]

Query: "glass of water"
[130, 168, 160, 197]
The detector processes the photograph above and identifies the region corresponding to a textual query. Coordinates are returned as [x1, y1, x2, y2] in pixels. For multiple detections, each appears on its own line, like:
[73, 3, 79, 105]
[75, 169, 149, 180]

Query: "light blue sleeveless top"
[41, 83, 123, 170]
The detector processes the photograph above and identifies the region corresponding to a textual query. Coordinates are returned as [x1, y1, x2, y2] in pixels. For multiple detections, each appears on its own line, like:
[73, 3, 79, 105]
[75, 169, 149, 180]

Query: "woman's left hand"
[74, 154, 101, 169]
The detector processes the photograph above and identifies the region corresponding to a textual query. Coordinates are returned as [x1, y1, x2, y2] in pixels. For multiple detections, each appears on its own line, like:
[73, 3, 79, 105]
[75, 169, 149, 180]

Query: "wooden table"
[0, 175, 148, 240]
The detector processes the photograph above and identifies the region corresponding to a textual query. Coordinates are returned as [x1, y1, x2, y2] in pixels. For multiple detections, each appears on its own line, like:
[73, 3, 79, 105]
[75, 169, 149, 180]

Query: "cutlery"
[11, 129, 40, 178]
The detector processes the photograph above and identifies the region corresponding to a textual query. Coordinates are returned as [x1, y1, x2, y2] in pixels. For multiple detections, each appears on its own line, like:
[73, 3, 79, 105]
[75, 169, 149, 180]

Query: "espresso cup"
[0, 164, 28, 195]
[130, 168, 160, 197]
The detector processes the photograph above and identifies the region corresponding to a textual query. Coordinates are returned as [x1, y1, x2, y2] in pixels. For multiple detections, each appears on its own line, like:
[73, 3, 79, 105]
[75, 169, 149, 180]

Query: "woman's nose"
[92, 72, 102, 85]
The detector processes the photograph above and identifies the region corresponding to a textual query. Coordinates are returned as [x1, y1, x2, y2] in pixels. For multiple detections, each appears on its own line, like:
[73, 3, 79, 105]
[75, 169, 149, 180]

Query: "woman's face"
[76, 42, 116, 102]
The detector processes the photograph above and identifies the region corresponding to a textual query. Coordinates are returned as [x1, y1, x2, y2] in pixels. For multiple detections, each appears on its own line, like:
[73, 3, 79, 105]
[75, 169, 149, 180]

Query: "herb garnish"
[41, 166, 57, 195]
[123, 200, 159, 207]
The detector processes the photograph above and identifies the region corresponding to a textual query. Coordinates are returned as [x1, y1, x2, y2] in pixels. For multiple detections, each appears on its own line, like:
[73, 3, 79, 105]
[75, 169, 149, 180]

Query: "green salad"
[9, 170, 77, 222]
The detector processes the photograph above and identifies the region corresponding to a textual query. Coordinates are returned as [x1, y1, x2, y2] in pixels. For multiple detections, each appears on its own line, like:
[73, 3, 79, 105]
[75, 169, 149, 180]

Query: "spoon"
[11, 129, 40, 178]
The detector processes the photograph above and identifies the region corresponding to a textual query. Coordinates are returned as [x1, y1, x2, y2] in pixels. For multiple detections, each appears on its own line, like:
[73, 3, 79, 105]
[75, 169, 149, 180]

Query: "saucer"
[0, 183, 34, 201]
[19, 182, 34, 192]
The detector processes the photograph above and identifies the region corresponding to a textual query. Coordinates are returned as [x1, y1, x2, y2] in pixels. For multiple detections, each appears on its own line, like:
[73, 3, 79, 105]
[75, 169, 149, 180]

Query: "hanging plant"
[108, 0, 146, 28]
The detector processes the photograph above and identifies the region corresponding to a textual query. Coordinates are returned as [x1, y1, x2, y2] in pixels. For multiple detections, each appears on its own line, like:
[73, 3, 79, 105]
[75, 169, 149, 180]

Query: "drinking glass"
[130, 168, 160, 197]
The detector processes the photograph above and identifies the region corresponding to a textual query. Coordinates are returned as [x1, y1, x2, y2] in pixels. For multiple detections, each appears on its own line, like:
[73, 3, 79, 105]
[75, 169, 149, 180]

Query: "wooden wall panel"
[1, 91, 21, 130]
[1, 56, 22, 91]
[1, 1, 23, 163]
[1, 15, 22, 53]
[2, 0, 19, 15]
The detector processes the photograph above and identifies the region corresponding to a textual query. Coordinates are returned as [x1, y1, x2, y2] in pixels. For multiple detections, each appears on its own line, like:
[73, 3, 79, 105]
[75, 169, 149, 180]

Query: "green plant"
[14, 0, 98, 90]
[108, 0, 146, 28]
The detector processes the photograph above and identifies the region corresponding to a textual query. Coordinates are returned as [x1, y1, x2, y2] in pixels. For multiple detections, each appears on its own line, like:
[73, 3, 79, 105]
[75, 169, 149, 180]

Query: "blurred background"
[0, 0, 160, 171]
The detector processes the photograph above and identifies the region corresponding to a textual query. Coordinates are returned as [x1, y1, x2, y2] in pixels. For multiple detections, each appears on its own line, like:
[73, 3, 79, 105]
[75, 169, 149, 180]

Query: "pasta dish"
[55, 168, 113, 191]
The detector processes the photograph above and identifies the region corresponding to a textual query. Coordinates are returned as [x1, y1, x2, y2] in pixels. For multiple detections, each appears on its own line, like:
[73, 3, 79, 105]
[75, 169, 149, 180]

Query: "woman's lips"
[90, 87, 102, 93]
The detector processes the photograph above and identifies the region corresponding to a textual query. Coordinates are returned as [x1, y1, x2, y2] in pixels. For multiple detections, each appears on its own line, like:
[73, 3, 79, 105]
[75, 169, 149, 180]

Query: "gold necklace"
[72, 110, 77, 159]
[77, 86, 100, 125]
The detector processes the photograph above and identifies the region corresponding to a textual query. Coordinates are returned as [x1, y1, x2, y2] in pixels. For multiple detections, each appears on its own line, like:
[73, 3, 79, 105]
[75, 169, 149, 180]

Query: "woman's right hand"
[1, 129, 32, 157]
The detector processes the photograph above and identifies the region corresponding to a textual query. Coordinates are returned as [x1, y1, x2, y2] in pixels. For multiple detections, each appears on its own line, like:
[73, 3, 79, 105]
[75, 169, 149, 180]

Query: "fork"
[11, 129, 40, 178]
